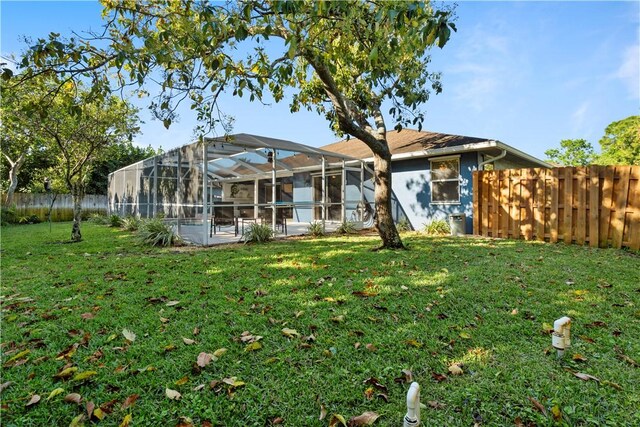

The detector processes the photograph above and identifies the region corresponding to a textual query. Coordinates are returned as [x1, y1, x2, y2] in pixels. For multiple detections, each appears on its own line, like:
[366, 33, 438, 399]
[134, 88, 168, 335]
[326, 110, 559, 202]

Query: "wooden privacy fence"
[473, 166, 640, 250]
[9, 193, 108, 222]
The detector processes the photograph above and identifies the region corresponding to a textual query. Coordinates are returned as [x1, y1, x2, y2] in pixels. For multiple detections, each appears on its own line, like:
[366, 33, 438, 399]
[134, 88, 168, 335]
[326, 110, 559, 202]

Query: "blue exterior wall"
[391, 153, 477, 233]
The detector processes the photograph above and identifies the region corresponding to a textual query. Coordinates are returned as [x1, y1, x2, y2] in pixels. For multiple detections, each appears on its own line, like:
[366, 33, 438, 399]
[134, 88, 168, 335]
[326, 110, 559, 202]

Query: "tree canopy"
[10, 0, 456, 248]
[544, 139, 596, 166]
[598, 115, 639, 166]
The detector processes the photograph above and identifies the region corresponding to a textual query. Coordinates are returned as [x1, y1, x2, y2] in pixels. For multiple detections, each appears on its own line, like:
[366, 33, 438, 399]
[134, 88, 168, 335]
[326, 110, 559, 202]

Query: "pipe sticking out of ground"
[552, 316, 571, 359]
[404, 382, 421, 427]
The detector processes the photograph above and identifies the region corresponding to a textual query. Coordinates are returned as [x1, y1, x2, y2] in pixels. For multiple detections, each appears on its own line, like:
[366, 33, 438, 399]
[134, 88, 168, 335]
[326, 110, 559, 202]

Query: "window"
[430, 157, 460, 204]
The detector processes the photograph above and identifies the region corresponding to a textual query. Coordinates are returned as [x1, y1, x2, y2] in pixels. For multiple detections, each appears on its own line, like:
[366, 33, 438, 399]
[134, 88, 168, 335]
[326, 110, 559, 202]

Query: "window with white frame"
[430, 156, 460, 204]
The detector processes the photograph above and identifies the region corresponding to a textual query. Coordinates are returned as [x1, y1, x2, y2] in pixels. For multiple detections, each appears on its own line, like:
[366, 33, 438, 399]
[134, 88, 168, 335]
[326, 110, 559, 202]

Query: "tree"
[0, 76, 50, 205]
[597, 115, 640, 165]
[544, 139, 596, 166]
[29, 83, 139, 241]
[14, 0, 456, 249]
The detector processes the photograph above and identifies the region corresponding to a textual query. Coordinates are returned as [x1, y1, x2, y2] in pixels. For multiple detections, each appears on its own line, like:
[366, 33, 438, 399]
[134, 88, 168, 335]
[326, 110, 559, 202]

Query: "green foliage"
[87, 213, 109, 225]
[1, 205, 18, 226]
[108, 214, 123, 228]
[598, 115, 640, 165]
[120, 215, 141, 231]
[424, 219, 451, 235]
[242, 223, 274, 244]
[2, 223, 639, 426]
[396, 217, 413, 232]
[335, 220, 358, 235]
[545, 139, 596, 166]
[307, 221, 326, 237]
[18, 214, 42, 225]
[138, 218, 182, 247]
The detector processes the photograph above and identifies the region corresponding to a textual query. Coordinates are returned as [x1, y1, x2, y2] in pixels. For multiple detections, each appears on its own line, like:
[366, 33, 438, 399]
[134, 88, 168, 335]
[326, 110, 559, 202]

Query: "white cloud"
[614, 44, 640, 100]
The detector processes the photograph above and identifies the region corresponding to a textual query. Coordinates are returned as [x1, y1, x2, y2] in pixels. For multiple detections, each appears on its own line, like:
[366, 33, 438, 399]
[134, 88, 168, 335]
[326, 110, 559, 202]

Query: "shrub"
[396, 218, 412, 232]
[138, 218, 182, 247]
[335, 220, 357, 234]
[1, 206, 18, 226]
[424, 219, 451, 236]
[307, 221, 325, 237]
[108, 214, 124, 228]
[243, 223, 274, 244]
[121, 216, 141, 231]
[18, 214, 41, 225]
[88, 213, 110, 225]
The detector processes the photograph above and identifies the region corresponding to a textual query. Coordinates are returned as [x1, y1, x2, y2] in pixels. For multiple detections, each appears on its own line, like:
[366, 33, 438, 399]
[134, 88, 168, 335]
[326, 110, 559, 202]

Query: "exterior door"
[313, 174, 342, 221]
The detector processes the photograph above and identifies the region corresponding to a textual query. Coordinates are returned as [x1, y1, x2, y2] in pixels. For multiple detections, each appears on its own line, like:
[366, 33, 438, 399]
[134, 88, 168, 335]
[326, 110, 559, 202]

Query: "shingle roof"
[320, 129, 493, 159]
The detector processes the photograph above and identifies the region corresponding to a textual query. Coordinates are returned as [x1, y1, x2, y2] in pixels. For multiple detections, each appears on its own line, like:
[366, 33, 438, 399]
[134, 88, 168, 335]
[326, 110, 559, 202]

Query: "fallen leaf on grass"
[329, 414, 347, 427]
[573, 372, 600, 382]
[119, 414, 132, 427]
[363, 377, 388, 392]
[0, 381, 14, 393]
[86, 401, 95, 418]
[182, 337, 196, 345]
[121, 394, 139, 409]
[281, 328, 300, 338]
[601, 380, 623, 390]
[93, 407, 106, 420]
[431, 372, 447, 382]
[5, 349, 30, 365]
[427, 400, 446, 409]
[365, 343, 377, 352]
[69, 414, 85, 427]
[239, 331, 262, 343]
[197, 352, 216, 367]
[175, 376, 189, 386]
[25, 394, 40, 407]
[348, 411, 380, 426]
[73, 371, 97, 382]
[551, 405, 562, 421]
[222, 377, 245, 388]
[271, 417, 284, 424]
[213, 348, 227, 358]
[572, 353, 587, 362]
[331, 315, 345, 323]
[122, 329, 136, 342]
[192, 384, 205, 391]
[64, 393, 82, 404]
[528, 397, 547, 416]
[46, 387, 65, 401]
[448, 363, 463, 376]
[166, 300, 180, 307]
[459, 332, 472, 340]
[80, 313, 95, 320]
[319, 404, 327, 420]
[405, 339, 422, 348]
[165, 388, 181, 400]
[245, 342, 262, 352]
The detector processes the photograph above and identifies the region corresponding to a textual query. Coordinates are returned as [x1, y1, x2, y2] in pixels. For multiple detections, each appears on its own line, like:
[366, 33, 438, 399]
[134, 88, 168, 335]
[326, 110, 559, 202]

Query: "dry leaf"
[73, 371, 97, 382]
[93, 407, 106, 420]
[64, 393, 82, 404]
[193, 327, 200, 335]
[448, 363, 463, 375]
[197, 352, 215, 367]
[573, 372, 600, 382]
[213, 348, 227, 358]
[166, 300, 180, 306]
[119, 414, 132, 427]
[431, 372, 447, 382]
[122, 329, 136, 342]
[528, 397, 547, 416]
[182, 337, 195, 345]
[25, 394, 41, 407]
[329, 414, 347, 427]
[69, 414, 85, 427]
[222, 377, 245, 388]
[551, 405, 562, 421]
[319, 404, 327, 420]
[572, 353, 587, 362]
[54, 366, 78, 380]
[245, 341, 262, 352]
[121, 394, 139, 409]
[46, 387, 65, 401]
[192, 384, 205, 391]
[175, 376, 189, 386]
[281, 328, 300, 338]
[81, 313, 95, 320]
[331, 315, 345, 323]
[365, 343, 377, 352]
[86, 401, 95, 417]
[459, 332, 472, 340]
[271, 417, 284, 424]
[0, 381, 14, 393]
[405, 339, 422, 348]
[165, 388, 181, 400]
[348, 411, 380, 426]
[427, 400, 446, 409]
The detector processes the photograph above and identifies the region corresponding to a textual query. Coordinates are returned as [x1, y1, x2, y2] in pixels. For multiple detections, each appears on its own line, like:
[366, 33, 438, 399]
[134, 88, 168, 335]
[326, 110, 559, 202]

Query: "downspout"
[478, 150, 507, 170]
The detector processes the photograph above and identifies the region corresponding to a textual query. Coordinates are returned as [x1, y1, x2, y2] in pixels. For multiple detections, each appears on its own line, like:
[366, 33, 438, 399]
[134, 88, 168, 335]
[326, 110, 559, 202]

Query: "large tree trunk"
[70, 183, 83, 242]
[4, 153, 26, 206]
[371, 150, 405, 250]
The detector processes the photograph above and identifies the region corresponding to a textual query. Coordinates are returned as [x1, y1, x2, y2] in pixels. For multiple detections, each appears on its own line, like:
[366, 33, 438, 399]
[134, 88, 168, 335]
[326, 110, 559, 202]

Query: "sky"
[2, 1, 639, 161]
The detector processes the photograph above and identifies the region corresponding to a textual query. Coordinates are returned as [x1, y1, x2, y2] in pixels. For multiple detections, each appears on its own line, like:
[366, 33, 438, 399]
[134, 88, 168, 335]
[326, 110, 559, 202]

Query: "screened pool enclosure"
[108, 134, 374, 245]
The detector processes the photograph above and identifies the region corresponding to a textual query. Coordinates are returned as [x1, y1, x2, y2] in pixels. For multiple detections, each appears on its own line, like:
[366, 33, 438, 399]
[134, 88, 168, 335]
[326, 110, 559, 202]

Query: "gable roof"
[321, 129, 549, 168]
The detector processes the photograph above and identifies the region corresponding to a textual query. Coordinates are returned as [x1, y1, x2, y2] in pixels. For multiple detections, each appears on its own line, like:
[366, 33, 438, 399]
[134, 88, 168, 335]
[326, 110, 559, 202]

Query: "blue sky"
[2, 1, 638, 160]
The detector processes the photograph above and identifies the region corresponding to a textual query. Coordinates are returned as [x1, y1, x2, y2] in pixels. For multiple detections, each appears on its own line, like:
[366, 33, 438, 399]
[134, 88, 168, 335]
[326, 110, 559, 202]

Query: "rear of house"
[322, 129, 550, 233]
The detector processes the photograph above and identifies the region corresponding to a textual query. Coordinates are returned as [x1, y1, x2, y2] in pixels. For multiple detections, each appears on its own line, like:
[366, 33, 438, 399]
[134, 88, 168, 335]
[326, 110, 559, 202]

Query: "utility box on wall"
[449, 213, 466, 236]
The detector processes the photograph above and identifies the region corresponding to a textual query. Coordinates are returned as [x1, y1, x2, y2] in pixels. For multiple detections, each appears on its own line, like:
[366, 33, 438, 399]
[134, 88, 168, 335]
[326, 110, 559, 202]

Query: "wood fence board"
[600, 167, 614, 247]
[472, 171, 480, 235]
[512, 170, 521, 239]
[628, 176, 640, 250]
[481, 171, 490, 236]
[534, 168, 545, 240]
[576, 167, 587, 245]
[521, 169, 533, 240]
[588, 166, 600, 247]
[491, 171, 500, 237]
[550, 169, 559, 242]
[611, 166, 631, 248]
[500, 170, 510, 238]
[563, 168, 574, 244]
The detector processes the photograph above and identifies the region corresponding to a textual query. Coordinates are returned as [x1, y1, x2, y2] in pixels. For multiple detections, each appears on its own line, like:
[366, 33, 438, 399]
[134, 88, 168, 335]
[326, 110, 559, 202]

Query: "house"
[321, 129, 550, 233]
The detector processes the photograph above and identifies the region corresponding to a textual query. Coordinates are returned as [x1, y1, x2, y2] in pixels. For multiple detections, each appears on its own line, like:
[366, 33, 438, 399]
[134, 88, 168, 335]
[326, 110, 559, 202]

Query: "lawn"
[1, 222, 639, 426]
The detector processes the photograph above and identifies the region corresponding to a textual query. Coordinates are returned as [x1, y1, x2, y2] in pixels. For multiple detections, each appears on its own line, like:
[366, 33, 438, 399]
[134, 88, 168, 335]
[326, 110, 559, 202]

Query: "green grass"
[1, 222, 639, 426]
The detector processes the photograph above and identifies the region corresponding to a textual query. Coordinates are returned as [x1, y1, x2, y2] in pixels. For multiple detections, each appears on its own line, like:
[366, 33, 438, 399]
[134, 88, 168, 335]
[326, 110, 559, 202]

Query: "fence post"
[588, 166, 600, 247]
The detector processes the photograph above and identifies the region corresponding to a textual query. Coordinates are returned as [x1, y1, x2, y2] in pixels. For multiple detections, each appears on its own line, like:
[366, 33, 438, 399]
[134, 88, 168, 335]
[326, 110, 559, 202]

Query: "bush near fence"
[473, 166, 640, 250]
[4, 193, 108, 222]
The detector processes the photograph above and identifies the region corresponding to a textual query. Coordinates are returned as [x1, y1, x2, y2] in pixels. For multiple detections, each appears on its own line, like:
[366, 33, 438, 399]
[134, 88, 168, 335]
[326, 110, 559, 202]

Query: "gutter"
[478, 149, 507, 170]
